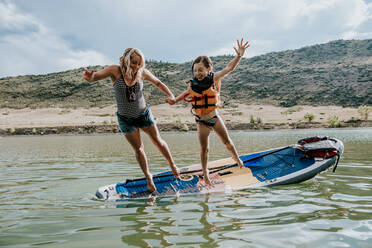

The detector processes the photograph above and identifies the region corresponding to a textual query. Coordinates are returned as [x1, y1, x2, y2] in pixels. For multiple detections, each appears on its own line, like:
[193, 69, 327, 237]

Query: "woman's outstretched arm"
[143, 69, 175, 102]
[82, 65, 119, 83]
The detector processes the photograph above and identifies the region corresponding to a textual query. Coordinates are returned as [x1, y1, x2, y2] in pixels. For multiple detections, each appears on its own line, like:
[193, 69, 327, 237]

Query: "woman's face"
[193, 62, 210, 81]
[130, 54, 143, 73]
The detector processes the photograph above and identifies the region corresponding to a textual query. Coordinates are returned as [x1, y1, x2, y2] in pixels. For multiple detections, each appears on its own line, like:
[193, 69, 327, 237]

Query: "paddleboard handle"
[332, 154, 340, 172]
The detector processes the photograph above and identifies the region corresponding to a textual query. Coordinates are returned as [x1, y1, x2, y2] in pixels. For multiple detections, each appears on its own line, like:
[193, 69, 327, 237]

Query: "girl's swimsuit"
[113, 76, 155, 133]
[196, 115, 218, 127]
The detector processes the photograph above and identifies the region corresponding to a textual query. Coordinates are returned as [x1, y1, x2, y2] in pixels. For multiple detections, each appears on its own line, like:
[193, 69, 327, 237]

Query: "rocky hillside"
[0, 39, 371, 109]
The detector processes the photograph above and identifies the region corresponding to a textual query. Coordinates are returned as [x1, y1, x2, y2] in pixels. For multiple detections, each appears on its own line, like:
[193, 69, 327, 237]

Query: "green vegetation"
[1, 39, 371, 109]
[174, 117, 189, 131]
[232, 111, 243, 116]
[249, 114, 262, 124]
[281, 106, 304, 115]
[357, 105, 372, 120]
[328, 115, 341, 128]
[250, 114, 255, 124]
[58, 109, 71, 115]
[304, 113, 315, 122]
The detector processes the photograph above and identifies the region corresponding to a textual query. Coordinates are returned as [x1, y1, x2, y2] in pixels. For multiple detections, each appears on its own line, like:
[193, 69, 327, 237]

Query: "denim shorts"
[117, 107, 156, 134]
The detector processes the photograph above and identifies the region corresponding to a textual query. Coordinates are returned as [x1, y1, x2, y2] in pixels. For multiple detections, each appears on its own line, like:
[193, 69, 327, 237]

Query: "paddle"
[125, 146, 292, 184]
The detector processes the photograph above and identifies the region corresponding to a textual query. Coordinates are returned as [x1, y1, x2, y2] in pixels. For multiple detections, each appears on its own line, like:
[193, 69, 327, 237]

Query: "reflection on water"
[0, 129, 371, 247]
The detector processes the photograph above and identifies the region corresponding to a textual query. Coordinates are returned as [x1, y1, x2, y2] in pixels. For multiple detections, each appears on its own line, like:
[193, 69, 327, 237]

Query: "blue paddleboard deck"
[96, 137, 343, 200]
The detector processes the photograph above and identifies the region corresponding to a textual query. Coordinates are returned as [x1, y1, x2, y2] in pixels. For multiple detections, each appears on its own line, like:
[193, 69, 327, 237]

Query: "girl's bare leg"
[213, 117, 244, 168]
[197, 123, 212, 186]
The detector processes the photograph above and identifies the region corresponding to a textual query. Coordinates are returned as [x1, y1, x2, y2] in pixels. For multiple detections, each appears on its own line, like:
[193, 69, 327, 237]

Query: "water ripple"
[1, 130, 372, 247]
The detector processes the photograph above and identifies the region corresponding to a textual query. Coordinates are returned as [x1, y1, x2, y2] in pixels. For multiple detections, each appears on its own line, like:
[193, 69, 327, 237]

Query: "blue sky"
[0, 0, 371, 77]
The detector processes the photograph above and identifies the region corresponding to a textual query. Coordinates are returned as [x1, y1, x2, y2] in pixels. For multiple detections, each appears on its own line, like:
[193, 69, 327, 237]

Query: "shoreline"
[1, 103, 371, 136]
[1, 120, 371, 136]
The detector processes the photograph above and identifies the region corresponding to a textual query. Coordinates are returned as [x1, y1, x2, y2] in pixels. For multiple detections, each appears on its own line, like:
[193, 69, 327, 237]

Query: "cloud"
[0, 0, 371, 77]
[0, 2, 39, 33]
[0, 1, 112, 77]
[208, 0, 372, 57]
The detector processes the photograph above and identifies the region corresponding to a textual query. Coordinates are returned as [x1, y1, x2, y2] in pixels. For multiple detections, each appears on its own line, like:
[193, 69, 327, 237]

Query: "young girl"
[170, 38, 250, 186]
[82, 48, 179, 192]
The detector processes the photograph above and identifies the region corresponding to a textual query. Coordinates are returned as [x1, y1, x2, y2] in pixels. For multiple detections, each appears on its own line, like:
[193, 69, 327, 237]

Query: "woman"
[82, 48, 179, 192]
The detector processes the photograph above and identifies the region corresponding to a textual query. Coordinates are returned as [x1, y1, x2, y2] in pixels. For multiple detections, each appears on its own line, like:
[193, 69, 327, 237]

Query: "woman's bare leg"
[124, 129, 156, 192]
[142, 124, 180, 177]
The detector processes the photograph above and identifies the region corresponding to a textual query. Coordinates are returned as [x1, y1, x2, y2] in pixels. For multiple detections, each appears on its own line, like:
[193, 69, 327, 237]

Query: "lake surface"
[1, 129, 371, 248]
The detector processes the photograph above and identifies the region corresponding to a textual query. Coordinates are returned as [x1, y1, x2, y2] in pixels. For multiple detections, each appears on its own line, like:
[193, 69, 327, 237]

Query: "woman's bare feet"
[171, 166, 180, 178]
[146, 175, 156, 192]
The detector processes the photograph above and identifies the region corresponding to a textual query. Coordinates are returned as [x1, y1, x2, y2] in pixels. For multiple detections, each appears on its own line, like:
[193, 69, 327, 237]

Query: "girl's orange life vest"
[184, 73, 221, 116]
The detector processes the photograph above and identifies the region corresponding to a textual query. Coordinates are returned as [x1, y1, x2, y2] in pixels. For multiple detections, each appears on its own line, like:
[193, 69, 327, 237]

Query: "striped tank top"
[113, 76, 147, 118]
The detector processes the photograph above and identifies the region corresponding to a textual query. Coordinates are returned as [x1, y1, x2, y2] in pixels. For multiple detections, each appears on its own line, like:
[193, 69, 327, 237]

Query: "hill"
[0, 39, 371, 109]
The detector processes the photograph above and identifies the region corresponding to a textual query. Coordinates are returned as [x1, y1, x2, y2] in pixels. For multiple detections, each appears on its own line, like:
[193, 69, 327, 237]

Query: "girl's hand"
[234, 38, 250, 57]
[166, 96, 176, 105]
[82, 68, 94, 82]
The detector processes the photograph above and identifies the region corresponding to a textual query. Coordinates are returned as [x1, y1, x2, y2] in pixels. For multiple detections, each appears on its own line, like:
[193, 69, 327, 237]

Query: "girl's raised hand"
[82, 68, 94, 82]
[233, 38, 250, 57]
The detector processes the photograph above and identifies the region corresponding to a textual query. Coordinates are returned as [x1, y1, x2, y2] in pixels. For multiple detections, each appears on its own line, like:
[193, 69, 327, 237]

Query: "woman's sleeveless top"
[113, 76, 146, 118]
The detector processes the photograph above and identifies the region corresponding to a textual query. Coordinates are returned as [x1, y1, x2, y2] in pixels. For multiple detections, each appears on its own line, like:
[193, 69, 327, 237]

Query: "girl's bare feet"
[237, 158, 244, 168]
[203, 169, 212, 186]
[204, 175, 212, 186]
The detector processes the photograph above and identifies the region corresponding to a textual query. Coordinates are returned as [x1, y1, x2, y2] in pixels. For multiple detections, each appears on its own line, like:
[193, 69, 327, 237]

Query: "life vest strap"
[183, 93, 217, 102]
[192, 103, 217, 109]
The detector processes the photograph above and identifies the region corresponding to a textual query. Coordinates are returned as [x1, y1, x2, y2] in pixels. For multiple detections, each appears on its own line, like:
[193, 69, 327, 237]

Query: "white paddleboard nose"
[95, 184, 117, 200]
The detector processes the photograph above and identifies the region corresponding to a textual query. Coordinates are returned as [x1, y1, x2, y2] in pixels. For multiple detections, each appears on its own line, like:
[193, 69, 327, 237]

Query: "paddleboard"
[96, 136, 344, 200]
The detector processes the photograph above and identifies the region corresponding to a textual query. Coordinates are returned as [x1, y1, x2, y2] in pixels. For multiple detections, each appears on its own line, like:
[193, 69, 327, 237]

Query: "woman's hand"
[82, 68, 94, 82]
[234, 38, 250, 57]
[165, 96, 176, 105]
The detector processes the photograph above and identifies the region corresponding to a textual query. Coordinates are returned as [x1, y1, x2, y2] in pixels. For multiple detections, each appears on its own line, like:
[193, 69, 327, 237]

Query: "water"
[0, 129, 371, 248]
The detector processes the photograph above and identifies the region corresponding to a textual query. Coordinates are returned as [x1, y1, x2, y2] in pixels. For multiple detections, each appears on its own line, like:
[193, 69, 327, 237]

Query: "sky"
[0, 0, 371, 77]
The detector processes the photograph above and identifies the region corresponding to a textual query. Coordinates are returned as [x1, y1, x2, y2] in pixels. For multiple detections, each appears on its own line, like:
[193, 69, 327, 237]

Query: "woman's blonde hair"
[119, 48, 145, 81]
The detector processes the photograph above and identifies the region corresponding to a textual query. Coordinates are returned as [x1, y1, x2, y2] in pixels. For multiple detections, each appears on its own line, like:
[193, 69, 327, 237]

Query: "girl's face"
[193, 62, 211, 81]
[130, 54, 143, 73]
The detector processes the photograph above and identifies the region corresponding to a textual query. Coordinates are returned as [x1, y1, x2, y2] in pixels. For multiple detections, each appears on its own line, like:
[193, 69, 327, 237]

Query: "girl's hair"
[191, 56, 213, 75]
[119, 48, 145, 81]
